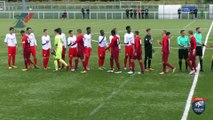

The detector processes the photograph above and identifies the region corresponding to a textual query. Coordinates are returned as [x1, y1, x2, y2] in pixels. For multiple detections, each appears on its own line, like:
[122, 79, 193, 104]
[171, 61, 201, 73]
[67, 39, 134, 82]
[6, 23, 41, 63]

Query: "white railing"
[4, 3, 209, 11]
[0, 11, 211, 20]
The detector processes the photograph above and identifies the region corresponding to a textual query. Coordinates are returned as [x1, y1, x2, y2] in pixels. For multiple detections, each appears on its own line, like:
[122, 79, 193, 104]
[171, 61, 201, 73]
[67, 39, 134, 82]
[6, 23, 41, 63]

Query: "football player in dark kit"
[144, 28, 154, 72]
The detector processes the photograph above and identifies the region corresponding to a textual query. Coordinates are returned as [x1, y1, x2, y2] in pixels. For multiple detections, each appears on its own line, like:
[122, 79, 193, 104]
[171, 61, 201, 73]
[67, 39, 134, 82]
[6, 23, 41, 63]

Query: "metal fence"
[0, 11, 211, 20]
[4, 3, 209, 11]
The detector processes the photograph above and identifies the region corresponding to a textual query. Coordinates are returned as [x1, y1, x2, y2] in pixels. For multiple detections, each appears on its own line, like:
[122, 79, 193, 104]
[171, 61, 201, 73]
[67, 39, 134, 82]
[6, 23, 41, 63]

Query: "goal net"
[119, 1, 141, 9]
[0, 1, 5, 11]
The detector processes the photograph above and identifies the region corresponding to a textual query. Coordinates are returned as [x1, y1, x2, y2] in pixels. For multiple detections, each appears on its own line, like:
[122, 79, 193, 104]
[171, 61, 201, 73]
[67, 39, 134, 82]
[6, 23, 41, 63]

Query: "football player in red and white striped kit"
[84, 27, 92, 70]
[98, 30, 108, 70]
[41, 29, 51, 70]
[26, 27, 39, 68]
[4, 27, 18, 69]
[124, 26, 134, 70]
[60, 30, 67, 69]
[128, 31, 144, 74]
[67, 30, 77, 69]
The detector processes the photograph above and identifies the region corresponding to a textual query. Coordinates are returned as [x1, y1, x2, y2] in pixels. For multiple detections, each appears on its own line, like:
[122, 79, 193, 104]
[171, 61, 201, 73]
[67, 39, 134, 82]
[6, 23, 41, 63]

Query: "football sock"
[59, 59, 67, 67]
[69, 58, 73, 68]
[115, 58, 120, 70]
[187, 60, 192, 71]
[101, 57, 105, 67]
[74, 59, 78, 70]
[12, 56, 15, 65]
[144, 58, 147, 69]
[165, 62, 174, 70]
[24, 58, 28, 68]
[82, 60, 87, 71]
[128, 57, 131, 68]
[124, 56, 127, 68]
[200, 59, 203, 70]
[85, 57, 89, 68]
[62, 55, 65, 67]
[139, 61, 144, 72]
[179, 60, 182, 71]
[131, 61, 135, 71]
[8, 56, 11, 66]
[43, 58, 46, 68]
[193, 60, 197, 72]
[211, 60, 213, 71]
[185, 60, 188, 70]
[163, 63, 166, 72]
[27, 59, 32, 68]
[99, 57, 104, 67]
[54, 60, 58, 71]
[98, 58, 101, 67]
[57, 60, 61, 68]
[110, 58, 114, 69]
[34, 57, 37, 65]
[46, 57, 49, 68]
[148, 59, 151, 68]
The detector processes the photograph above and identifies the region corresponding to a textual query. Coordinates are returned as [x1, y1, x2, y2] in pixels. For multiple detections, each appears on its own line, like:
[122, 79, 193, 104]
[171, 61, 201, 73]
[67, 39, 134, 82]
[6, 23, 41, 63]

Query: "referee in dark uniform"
[194, 27, 204, 72]
[144, 28, 154, 71]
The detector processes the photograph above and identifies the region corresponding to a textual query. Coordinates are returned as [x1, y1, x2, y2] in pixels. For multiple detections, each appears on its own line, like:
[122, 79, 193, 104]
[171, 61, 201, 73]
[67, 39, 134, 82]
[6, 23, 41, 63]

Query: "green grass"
[0, 19, 212, 120]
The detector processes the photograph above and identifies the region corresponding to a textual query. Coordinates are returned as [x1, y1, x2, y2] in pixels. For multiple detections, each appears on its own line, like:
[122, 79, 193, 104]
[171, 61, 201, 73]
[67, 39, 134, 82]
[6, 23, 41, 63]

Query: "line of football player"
[4, 26, 213, 74]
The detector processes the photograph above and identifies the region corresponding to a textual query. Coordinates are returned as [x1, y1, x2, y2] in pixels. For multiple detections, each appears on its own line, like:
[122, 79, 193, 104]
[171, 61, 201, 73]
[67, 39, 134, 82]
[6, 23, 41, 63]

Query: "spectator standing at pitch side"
[141, 7, 145, 19]
[81, 8, 85, 19]
[178, 8, 181, 19]
[86, 8, 90, 19]
[133, 9, 137, 19]
[145, 8, 149, 18]
[126, 9, 129, 19]
[194, 7, 198, 19]
[61, 10, 67, 19]
[137, 9, 141, 19]
[130, 8, 133, 18]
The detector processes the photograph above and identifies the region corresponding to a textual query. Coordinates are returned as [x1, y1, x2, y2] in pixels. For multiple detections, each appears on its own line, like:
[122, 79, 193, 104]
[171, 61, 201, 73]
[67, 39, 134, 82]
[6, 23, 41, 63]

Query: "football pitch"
[0, 19, 212, 120]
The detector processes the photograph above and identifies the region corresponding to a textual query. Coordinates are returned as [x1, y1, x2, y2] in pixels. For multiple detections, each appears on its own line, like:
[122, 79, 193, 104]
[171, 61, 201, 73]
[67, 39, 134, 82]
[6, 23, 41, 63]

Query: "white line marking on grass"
[89, 77, 132, 116]
[181, 21, 213, 120]
[91, 20, 199, 35]
[89, 50, 160, 116]
[91, 20, 115, 27]
[90, 20, 196, 117]
[89, 103, 104, 116]
[182, 20, 196, 29]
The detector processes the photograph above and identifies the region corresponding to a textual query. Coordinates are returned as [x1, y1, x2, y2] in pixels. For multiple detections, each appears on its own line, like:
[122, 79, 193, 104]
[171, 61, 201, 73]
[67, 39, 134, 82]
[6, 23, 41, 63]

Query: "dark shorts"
[178, 49, 188, 60]
[145, 49, 152, 59]
[196, 46, 203, 56]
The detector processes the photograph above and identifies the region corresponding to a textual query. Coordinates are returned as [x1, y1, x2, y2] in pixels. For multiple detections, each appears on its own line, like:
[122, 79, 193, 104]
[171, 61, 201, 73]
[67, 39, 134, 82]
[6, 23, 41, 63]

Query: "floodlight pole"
[22, 0, 27, 12]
